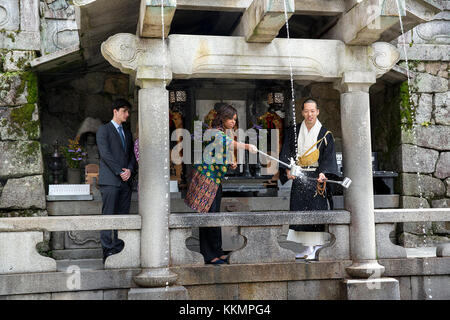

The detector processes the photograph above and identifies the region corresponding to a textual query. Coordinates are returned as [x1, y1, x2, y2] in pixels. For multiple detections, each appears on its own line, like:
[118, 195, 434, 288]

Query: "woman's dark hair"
[211, 103, 238, 129]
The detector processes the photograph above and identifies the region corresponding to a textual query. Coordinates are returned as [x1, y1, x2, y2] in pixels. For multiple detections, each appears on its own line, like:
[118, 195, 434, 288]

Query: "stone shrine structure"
[0, 0, 449, 300]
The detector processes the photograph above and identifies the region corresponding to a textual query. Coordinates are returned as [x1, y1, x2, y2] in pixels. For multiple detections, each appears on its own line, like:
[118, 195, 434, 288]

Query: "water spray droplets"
[282, 0, 298, 159]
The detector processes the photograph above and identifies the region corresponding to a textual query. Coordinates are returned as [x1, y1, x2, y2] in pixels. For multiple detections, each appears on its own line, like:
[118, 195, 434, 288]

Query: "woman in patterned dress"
[185, 104, 257, 265]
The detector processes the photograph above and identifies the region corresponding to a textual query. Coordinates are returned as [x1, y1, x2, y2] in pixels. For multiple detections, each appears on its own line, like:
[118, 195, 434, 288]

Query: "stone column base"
[343, 278, 400, 300]
[128, 286, 189, 300]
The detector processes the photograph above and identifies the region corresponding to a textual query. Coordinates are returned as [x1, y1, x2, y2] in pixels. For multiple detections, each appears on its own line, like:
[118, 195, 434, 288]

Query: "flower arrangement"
[61, 136, 87, 169]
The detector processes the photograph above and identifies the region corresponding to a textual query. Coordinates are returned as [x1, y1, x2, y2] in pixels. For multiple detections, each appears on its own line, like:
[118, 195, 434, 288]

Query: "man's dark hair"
[302, 98, 319, 110]
[112, 99, 132, 114]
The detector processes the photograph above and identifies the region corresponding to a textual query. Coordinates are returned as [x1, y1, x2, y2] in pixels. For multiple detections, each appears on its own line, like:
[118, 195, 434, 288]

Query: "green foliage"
[399, 81, 416, 130]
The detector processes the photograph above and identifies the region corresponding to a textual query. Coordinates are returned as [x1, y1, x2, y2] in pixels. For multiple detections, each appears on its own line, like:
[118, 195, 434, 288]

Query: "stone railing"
[0, 215, 141, 274]
[169, 208, 450, 266]
[1, 208, 449, 275]
[375, 209, 450, 259]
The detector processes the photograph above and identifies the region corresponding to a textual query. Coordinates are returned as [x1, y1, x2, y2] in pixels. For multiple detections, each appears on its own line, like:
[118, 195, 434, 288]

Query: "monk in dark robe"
[279, 98, 338, 260]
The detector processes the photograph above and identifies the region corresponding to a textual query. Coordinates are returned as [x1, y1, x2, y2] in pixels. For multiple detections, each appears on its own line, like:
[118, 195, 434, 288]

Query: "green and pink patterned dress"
[185, 128, 234, 213]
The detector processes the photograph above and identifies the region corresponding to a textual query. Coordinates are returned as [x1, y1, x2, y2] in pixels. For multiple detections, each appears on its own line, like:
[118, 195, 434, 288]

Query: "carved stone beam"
[101, 33, 172, 86]
[379, 0, 444, 42]
[167, 34, 344, 81]
[294, 0, 345, 16]
[139, 0, 177, 38]
[338, 42, 400, 91]
[233, 0, 295, 43]
[324, 0, 405, 45]
[176, 0, 345, 15]
[325, 0, 443, 44]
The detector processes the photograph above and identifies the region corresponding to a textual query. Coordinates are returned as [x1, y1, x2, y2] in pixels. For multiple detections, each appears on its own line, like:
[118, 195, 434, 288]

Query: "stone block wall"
[395, 10, 450, 247]
[0, 0, 46, 218]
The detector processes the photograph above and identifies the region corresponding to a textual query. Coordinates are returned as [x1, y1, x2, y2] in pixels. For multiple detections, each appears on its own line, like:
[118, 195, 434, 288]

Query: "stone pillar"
[336, 71, 385, 278]
[336, 71, 399, 299]
[132, 79, 178, 288]
[100, 33, 187, 298]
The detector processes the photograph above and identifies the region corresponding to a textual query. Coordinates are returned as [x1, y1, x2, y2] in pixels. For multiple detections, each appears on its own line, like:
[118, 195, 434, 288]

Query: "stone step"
[56, 259, 104, 272]
[405, 247, 437, 258]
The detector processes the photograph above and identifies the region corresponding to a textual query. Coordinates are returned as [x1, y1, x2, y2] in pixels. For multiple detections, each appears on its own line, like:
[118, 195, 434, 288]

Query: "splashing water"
[161, 1, 172, 289]
[282, 0, 298, 161]
[395, 0, 431, 299]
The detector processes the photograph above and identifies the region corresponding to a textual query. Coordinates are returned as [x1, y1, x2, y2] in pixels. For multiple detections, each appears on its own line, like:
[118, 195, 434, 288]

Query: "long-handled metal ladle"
[256, 149, 352, 189]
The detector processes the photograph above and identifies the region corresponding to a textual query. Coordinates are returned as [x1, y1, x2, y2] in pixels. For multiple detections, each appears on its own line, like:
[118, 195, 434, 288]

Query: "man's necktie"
[118, 126, 126, 150]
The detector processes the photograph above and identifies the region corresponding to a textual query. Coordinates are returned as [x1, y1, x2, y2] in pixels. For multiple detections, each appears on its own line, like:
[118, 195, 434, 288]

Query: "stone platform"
[0, 258, 448, 300]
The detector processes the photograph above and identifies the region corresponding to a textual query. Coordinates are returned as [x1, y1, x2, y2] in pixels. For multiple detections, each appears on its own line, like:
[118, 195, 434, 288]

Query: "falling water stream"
[282, 0, 298, 160]
[160, 1, 170, 293]
[395, 0, 432, 299]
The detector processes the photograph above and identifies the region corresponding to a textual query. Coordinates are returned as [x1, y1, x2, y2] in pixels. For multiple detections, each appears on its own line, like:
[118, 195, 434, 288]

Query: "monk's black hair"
[302, 98, 319, 110]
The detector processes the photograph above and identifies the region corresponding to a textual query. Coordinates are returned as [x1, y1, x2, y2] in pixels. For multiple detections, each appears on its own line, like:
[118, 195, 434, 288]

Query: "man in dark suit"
[96, 99, 136, 263]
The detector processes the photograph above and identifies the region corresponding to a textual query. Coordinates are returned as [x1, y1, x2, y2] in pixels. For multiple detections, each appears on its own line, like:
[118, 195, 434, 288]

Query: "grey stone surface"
[185, 284, 239, 300]
[3, 50, 36, 72]
[434, 91, 450, 125]
[0, 73, 28, 107]
[238, 281, 287, 300]
[344, 278, 400, 300]
[170, 228, 204, 266]
[0, 214, 141, 232]
[64, 230, 100, 249]
[0, 141, 43, 178]
[400, 44, 450, 61]
[318, 225, 350, 261]
[169, 211, 350, 228]
[401, 196, 430, 208]
[128, 286, 189, 300]
[399, 232, 449, 248]
[434, 91, 449, 108]
[400, 144, 439, 173]
[435, 152, 450, 179]
[446, 178, 450, 197]
[104, 230, 140, 269]
[56, 259, 103, 272]
[398, 277, 412, 300]
[0, 104, 40, 141]
[400, 173, 445, 198]
[288, 280, 345, 300]
[410, 275, 450, 300]
[413, 73, 448, 93]
[415, 93, 433, 124]
[51, 248, 103, 260]
[0, 231, 56, 274]
[0, 175, 45, 209]
[46, 195, 93, 201]
[40, 18, 79, 55]
[431, 198, 450, 208]
[436, 243, 450, 257]
[0, 293, 51, 300]
[52, 290, 103, 300]
[103, 289, 128, 300]
[0, 268, 141, 296]
[228, 226, 295, 264]
[374, 208, 450, 223]
[402, 125, 450, 151]
[376, 223, 407, 259]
